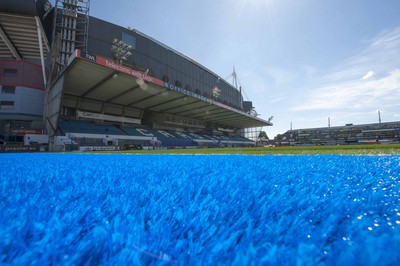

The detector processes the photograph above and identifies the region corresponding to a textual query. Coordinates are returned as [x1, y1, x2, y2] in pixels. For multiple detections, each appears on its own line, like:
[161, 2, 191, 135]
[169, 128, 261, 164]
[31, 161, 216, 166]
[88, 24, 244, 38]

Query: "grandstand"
[0, 0, 271, 151]
[274, 121, 400, 146]
[57, 119, 254, 151]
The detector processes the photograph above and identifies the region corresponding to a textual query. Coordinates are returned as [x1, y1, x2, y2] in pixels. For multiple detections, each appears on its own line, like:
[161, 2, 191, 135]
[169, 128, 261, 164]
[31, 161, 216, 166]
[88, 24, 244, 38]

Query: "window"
[61, 107, 76, 116]
[1, 86, 16, 94]
[122, 32, 136, 49]
[0, 101, 14, 109]
[3, 69, 17, 77]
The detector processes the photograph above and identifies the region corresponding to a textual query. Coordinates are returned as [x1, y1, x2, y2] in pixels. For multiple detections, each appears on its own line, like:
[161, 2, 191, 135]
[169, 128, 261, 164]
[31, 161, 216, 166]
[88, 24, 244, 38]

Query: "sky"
[56, 0, 400, 138]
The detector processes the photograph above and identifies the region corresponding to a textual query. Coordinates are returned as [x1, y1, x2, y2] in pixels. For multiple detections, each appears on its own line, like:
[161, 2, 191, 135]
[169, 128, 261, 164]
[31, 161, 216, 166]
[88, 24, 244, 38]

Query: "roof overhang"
[0, 1, 52, 60]
[59, 49, 271, 129]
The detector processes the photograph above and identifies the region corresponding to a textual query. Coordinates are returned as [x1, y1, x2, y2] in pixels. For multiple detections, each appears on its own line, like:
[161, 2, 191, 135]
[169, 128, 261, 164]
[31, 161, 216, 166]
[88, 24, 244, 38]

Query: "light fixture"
[111, 38, 133, 64]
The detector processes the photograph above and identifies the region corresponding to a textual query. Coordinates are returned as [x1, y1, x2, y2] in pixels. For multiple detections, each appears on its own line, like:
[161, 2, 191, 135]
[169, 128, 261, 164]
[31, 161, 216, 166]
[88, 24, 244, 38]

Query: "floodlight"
[111, 38, 133, 63]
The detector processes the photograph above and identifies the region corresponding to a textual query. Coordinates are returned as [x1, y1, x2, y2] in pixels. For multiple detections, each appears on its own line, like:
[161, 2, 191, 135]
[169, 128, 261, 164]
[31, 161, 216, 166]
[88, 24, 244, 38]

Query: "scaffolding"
[52, 0, 90, 68]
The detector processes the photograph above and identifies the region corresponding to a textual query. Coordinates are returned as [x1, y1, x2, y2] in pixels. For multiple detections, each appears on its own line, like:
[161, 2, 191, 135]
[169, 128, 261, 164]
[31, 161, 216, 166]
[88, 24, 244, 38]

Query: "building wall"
[0, 60, 44, 117]
[87, 17, 243, 110]
[0, 60, 44, 90]
[0, 60, 45, 140]
[0, 86, 44, 116]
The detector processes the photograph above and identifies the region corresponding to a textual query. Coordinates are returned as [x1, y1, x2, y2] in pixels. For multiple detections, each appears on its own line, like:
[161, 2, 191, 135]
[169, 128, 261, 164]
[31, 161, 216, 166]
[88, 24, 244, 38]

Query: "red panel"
[76, 49, 165, 87]
[0, 60, 44, 90]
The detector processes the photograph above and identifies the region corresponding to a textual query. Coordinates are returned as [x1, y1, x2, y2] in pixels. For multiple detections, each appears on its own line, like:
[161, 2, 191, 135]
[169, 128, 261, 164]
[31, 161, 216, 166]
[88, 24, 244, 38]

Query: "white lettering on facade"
[175, 132, 190, 138]
[104, 60, 154, 83]
[190, 133, 203, 139]
[136, 128, 154, 137]
[86, 54, 96, 61]
[163, 81, 261, 122]
[105, 60, 131, 75]
[158, 130, 175, 138]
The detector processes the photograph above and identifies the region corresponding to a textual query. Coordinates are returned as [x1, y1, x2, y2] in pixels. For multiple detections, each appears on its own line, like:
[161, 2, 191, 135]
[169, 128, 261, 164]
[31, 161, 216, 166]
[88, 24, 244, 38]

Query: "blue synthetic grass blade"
[0, 154, 399, 265]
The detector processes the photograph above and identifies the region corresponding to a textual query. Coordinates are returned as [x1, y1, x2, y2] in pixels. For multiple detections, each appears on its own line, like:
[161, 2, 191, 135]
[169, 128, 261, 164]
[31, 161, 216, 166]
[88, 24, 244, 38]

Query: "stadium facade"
[0, 0, 271, 151]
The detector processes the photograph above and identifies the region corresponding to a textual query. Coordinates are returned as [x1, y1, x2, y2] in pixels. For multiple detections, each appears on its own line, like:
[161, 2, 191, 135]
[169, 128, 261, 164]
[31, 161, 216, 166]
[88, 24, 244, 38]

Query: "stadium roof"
[0, 1, 51, 60]
[60, 50, 271, 129]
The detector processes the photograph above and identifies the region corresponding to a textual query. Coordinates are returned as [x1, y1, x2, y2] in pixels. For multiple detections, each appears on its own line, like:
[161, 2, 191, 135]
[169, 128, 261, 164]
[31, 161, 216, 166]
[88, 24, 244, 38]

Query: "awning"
[60, 49, 271, 129]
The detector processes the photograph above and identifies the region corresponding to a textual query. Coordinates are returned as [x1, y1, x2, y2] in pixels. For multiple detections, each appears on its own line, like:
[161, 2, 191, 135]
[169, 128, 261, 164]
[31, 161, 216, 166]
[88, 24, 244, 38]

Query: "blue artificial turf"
[0, 154, 399, 265]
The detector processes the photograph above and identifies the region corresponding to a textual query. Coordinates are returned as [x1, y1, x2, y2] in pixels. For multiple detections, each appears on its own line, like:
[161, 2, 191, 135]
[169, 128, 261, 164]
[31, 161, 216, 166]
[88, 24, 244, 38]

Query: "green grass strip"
[94, 144, 400, 155]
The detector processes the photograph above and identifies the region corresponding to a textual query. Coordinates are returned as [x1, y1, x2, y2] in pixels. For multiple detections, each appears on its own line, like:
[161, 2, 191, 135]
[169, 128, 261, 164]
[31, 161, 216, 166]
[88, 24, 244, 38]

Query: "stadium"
[1, 3, 400, 264]
[0, 0, 272, 152]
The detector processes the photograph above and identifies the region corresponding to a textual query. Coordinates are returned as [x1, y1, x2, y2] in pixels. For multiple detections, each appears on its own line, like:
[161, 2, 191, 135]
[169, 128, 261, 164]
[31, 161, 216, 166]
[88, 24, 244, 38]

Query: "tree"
[258, 131, 269, 139]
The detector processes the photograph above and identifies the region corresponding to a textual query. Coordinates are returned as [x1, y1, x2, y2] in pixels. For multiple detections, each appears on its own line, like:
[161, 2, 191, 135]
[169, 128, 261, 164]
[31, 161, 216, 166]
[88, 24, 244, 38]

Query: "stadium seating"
[121, 126, 197, 147]
[58, 120, 254, 148]
[58, 120, 126, 135]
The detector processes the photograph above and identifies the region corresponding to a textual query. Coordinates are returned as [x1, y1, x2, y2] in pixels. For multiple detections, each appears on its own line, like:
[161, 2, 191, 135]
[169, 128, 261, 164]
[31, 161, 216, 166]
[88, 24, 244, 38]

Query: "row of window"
[1, 85, 16, 109]
[0, 101, 14, 109]
[1, 71, 17, 108]
[1, 86, 16, 94]
[3, 69, 17, 78]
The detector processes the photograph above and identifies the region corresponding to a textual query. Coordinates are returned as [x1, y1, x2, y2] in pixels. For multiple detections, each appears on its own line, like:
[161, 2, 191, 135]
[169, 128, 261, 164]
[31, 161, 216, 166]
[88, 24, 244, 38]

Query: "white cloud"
[323, 27, 400, 83]
[243, 27, 400, 137]
[362, 71, 375, 80]
[293, 69, 400, 111]
[292, 27, 400, 117]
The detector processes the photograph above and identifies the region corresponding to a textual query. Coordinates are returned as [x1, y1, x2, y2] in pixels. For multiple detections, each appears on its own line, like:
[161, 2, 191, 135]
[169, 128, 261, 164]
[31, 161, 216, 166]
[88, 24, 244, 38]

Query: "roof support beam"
[80, 71, 117, 98]
[143, 95, 187, 110]
[170, 104, 214, 116]
[188, 109, 226, 120]
[106, 84, 140, 103]
[128, 89, 168, 106]
[159, 100, 200, 113]
[0, 23, 22, 59]
[35, 16, 50, 52]
[35, 16, 47, 86]
[205, 113, 241, 122]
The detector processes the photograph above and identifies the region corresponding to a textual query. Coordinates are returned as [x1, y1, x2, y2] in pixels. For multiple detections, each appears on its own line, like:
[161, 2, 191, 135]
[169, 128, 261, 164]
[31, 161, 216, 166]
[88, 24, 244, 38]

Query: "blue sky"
[60, 0, 400, 138]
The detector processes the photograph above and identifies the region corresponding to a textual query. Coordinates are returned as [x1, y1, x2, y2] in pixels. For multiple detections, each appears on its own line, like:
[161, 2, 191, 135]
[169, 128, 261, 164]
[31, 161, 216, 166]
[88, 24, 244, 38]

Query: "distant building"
[274, 121, 400, 146]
